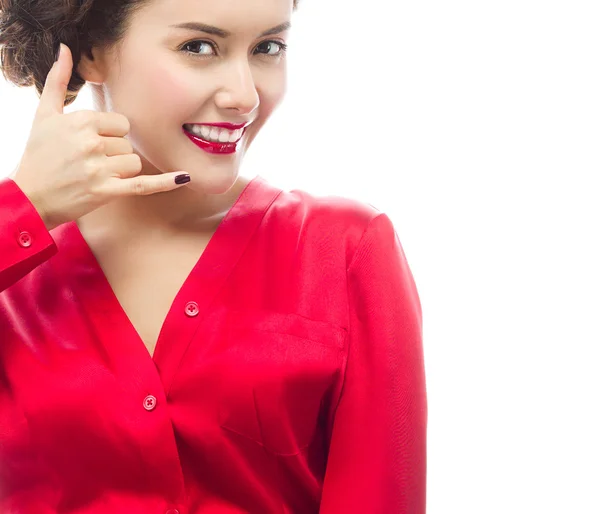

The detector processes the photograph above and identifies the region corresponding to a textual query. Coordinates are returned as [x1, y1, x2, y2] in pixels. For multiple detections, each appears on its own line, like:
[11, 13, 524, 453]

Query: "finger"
[92, 111, 131, 138]
[102, 136, 134, 157]
[35, 43, 71, 120]
[111, 171, 192, 197]
[104, 153, 142, 179]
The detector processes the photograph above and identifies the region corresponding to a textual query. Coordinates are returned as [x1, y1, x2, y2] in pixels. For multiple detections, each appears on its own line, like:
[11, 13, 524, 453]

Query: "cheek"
[144, 65, 195, 119]
[257, 86, 286, 124]
[260, 73, 287, 111]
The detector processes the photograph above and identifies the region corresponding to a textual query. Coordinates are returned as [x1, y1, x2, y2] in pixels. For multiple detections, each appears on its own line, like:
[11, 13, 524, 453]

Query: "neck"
[77, 175, 250, 240]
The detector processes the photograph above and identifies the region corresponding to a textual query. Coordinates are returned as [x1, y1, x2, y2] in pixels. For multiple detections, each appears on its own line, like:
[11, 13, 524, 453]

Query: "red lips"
[182, 126, 245, 155]
[185, 122, 248, 130]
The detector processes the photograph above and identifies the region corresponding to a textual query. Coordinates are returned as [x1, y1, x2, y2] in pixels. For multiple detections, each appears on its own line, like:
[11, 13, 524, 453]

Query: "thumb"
[35, 43, 72, 120]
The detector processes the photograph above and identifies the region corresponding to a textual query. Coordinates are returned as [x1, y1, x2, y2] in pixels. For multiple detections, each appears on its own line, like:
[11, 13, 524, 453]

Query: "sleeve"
[0, 177, 58, 293]
[319, 212, 427, 514]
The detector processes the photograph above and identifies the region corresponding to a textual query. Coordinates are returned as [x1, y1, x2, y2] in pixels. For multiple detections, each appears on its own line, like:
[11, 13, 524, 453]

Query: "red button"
[143, 395, 157, 411]
[166, 510, 180, 514]
[18, 231, 32, 248]
[184, 301, 199, 317]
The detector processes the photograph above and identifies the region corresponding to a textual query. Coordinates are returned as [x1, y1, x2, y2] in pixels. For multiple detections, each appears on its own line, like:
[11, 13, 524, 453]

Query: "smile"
[182, 125, 247, 155]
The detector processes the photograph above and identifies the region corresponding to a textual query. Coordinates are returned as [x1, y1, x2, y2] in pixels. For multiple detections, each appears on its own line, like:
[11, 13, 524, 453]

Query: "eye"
[180, 39, 288, 60]
[181, 40, 216, 58]
[255, 40, 288, 57]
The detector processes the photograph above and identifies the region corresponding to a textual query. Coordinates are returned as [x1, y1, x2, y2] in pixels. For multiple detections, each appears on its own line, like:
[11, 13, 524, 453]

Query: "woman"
[0, 0, 427, 512]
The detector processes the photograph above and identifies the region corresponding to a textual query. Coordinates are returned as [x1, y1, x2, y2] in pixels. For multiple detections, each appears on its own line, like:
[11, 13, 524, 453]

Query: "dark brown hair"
[0, 0, 298, 107]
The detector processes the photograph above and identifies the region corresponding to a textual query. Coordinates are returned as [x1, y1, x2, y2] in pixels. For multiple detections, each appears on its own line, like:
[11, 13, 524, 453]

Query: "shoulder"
[256, 179, 397, 273]
[269, 182, 384, 243]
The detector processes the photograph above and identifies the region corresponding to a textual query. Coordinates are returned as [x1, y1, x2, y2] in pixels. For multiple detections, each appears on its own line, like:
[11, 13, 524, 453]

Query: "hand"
[12, 43, 191, 231]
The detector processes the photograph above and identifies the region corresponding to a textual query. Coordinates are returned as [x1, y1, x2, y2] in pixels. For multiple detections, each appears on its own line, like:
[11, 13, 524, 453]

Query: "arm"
[0, 177, 58, 293]
[319, 213, 427, 513]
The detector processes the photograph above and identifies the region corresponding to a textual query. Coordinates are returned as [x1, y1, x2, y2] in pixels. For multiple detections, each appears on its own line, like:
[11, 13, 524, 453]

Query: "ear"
[76, 46, 108, 85]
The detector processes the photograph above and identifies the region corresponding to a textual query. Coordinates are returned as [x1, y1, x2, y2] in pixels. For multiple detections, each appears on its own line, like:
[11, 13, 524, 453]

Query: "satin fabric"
[0, 174, 427, 513]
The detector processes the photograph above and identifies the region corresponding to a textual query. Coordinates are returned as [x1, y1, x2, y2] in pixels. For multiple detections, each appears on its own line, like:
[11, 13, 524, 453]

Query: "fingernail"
[54, 42, 61, 62]
[175, 174, 191, 185]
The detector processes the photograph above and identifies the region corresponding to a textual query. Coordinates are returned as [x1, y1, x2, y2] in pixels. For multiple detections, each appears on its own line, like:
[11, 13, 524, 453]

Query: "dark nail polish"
[54, 42, 61, 62]
[175, 174, 191, 185]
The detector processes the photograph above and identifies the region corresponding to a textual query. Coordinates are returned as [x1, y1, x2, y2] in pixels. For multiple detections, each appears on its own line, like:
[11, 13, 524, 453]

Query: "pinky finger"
[110, 171, 191, 197]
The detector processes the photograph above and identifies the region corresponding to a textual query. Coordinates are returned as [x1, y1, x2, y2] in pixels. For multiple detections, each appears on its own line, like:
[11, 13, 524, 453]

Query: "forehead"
[135, 0, 293, 35]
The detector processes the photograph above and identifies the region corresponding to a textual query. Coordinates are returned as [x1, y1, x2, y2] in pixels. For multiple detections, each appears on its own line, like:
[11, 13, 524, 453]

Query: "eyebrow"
[169, 21, 291, 38]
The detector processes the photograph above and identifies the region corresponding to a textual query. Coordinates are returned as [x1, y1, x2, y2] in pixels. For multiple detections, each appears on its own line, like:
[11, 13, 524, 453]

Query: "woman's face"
[80, 0, 292, 195]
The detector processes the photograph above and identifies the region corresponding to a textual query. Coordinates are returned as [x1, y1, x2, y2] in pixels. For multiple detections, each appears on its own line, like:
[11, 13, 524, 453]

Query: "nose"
[215, 59, 260, 115]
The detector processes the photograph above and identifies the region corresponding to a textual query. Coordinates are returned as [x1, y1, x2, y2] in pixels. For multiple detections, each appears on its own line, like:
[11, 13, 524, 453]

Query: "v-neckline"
[54, 174, 282, 391]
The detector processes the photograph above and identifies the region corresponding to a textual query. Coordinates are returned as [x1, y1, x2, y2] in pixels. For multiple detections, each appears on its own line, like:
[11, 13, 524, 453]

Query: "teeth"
[200, 126, 211, 139]
[186, 124, 244, 143]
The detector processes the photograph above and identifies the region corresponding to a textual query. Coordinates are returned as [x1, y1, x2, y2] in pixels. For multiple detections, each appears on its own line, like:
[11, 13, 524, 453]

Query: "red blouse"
[0, 174, 427, 513]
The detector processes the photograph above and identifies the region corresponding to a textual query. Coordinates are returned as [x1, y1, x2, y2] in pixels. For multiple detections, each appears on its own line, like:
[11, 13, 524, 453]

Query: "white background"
[2, 1, 599, 512]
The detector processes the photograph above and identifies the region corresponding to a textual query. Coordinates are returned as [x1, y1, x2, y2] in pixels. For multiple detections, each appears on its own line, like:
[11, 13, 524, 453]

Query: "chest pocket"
[217, 310, 347, 457]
